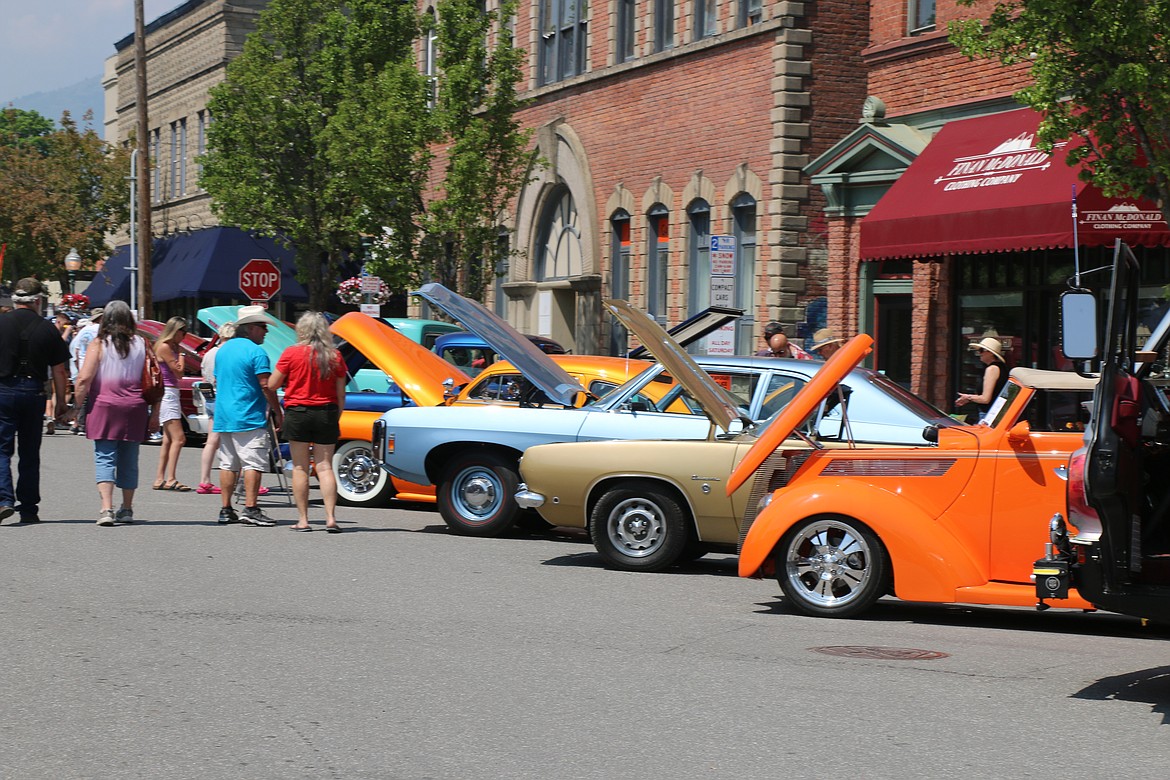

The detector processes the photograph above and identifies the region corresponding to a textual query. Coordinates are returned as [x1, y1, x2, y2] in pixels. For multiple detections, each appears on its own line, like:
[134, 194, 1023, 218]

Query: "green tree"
[950, 0, 1170, 225]
[413, 0, 534, 300]
[0, 110, 129, 284]
[201, 0, 433, 310]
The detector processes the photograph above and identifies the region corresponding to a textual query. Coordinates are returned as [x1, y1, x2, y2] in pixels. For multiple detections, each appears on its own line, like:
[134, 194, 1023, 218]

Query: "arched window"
[731, 193, 757, 354]
[686, 199, 711, 316]
[610, 209, 631, 354]
[537, 188, 583, 281]
[647, 204, 670, 324]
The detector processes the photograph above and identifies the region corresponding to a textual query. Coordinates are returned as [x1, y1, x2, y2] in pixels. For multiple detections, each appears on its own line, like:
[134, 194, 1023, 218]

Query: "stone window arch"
[536, 186, 584, 281]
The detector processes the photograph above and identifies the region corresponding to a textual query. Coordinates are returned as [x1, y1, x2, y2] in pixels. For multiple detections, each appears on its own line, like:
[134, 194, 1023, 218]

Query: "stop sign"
[239, 258, 282, 301]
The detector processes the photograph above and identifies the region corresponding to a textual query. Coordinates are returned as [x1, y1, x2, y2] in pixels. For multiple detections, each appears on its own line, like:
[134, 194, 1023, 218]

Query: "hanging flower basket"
[59, 292, 90, 313]
[337, 276, 391, 306]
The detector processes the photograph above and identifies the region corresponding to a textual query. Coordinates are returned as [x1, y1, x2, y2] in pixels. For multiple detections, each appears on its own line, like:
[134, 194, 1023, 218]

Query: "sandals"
[325, 524, 342, 534]
[290, 525, 313, 532]
[152, 481, 192, 491]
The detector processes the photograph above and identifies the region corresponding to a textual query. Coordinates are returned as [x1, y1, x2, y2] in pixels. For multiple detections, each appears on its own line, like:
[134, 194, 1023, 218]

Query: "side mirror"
[1060, 290, 1098, 361]
[1007, 420, 1032, 444]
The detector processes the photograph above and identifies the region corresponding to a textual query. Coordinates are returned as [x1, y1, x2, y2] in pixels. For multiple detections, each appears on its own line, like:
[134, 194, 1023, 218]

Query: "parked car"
[382, 317, 463, 350]
[372, 293, 833, 537]
[725, 335, 1098, 618]
[1036, 241, 1170, 621]
[329, 303, 736, 507]
[434, 331, 567, 377]
[515, 359, 956, 571]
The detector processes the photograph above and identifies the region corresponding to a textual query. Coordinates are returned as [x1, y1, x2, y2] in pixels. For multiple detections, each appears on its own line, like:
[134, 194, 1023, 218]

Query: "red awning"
[860, 108, 1170, 260]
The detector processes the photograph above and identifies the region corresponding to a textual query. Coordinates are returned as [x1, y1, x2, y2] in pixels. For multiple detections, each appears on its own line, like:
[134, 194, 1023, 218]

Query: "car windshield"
[866, 372, 956, 424]
[587, 362, 672, 408]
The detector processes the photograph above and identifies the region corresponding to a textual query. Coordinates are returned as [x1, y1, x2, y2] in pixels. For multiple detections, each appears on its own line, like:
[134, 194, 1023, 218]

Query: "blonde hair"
[295, 311, 338, 379]
[217, 322, 237, 340]
[157, 316, 187, 345]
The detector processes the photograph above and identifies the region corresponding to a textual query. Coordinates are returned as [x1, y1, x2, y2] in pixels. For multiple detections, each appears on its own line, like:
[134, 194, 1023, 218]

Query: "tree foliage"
[201, 0, 432, 310]
[416, 0, 534, 300]
[201, 0, 532, 308]
[0, 109, 130, 284]
[950, 0, 1170, 225]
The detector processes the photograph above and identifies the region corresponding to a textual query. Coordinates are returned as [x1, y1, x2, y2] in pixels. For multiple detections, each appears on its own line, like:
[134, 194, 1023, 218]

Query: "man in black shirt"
[0, 278, 71, 523]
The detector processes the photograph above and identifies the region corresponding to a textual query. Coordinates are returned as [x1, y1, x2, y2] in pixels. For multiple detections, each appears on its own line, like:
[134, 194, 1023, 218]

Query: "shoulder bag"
[142, 342, 164, 404]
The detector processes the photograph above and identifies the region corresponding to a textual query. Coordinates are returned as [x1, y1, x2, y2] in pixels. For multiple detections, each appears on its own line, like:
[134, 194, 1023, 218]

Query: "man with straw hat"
[0, 278, 71, 522]
[810, 327, 845, 360]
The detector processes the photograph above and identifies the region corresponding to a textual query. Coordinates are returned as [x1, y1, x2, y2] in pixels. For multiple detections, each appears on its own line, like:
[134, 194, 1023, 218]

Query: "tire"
[776, 516, 888, 618]
[334, 439, 394, 507]
[589, 482, 689, 572]
[437, 451, 521, 537]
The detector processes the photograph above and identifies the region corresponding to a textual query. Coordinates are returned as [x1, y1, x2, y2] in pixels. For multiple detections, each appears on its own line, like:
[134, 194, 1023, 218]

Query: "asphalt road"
[1, 434, 1168, 779]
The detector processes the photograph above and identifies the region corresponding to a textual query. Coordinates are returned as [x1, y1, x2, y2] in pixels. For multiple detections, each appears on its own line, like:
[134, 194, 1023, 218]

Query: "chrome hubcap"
[461, 476, 496, 510]
[786, 522, 871, 607]
[608, 498, 664, 557]
[339, 448, 377, 494]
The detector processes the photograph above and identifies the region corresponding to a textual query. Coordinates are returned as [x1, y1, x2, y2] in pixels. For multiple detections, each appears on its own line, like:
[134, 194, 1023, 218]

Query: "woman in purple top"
[71, 301, 160, 526]
[152, 316, 190, 491]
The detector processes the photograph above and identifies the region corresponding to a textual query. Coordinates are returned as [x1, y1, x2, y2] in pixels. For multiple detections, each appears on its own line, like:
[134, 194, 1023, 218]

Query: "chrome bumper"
[514, 483, 546, 509]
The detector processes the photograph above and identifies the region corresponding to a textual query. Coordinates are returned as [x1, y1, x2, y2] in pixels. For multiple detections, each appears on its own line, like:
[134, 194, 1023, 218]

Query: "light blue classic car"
[372, 290, 951, 538]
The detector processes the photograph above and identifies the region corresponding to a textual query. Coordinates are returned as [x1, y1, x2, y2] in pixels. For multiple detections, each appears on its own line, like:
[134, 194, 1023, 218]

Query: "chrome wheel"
[589, 482, 689, 572]
[334, 440, 392, 506]
[606, 497, 666, 558]
[778, 517, 887, 618]
[437, 452, 520, 537]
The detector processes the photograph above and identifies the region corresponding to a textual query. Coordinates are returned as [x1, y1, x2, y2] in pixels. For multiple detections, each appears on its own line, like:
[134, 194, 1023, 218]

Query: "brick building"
[95, 0, 306, 317]
[808, 0, 1170, 408]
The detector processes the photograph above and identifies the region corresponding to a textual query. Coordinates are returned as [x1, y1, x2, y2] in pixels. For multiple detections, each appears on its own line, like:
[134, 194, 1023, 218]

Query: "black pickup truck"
[1036, 240, 1170, 619]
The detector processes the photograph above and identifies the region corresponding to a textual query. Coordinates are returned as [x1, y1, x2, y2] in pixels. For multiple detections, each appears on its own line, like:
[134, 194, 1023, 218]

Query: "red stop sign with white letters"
[239, 258, 282, 301]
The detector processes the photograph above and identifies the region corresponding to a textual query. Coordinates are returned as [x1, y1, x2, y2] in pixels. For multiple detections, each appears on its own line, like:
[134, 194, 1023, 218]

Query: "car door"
[572, 405, 717, 442]
[987, 387, 1084, 583]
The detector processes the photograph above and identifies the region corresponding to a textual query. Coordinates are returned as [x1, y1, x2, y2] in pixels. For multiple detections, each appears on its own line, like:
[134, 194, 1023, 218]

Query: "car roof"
[1009, 367, 1098, 391]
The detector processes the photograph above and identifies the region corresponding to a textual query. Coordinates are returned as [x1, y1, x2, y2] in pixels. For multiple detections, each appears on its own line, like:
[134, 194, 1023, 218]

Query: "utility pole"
[134, 0, 153, 320]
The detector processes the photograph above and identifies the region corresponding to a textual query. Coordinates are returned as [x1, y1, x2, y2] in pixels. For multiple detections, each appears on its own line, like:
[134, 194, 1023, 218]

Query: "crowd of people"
[0, 285, 346, 531]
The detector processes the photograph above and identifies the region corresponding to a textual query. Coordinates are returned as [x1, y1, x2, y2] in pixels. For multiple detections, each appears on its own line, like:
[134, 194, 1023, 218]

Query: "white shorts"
[217, 428, 271, 473]
[159, 386, 182, 423]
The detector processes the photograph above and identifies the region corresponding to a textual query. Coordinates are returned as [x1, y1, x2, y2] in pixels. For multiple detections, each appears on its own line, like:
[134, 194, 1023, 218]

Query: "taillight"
[1066, 448, 1100, 540]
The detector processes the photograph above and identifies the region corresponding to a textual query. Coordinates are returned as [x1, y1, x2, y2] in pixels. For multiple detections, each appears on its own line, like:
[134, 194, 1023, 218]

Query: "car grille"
[738, 450, 807, 553]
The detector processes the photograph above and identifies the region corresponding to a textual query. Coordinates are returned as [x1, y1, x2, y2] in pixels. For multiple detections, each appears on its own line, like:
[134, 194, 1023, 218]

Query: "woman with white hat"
[956, 336, 1008, 419]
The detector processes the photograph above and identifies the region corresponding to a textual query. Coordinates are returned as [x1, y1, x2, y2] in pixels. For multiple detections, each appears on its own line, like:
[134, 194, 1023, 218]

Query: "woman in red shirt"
[268, 312, 347, 532]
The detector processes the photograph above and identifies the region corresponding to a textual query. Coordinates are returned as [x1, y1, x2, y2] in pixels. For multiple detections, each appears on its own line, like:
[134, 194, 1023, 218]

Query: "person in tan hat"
[810, 327, 845, 359]
[211, 305, 283, 527]
[956, 336, 1009, 420]
[0, 277, 71, 522]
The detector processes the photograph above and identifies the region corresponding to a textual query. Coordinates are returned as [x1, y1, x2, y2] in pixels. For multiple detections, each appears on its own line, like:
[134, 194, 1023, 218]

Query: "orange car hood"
[726, 334, 874, 495]
[330, 312, 471, 407]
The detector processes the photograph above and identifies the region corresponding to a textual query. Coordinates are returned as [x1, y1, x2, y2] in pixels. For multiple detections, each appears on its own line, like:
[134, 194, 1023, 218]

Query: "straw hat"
[234, 305, 271, 327]
[810, 327, 844, 352]
[968, 336, 1005, 361]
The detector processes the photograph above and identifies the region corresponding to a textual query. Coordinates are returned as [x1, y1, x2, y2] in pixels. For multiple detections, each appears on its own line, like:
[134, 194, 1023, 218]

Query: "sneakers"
[0, 505, 12, 523]
[241, 506, 276, 527]
[44, 418, 55, 435]
[97, 509, 115, 527]
[147, 431, 163, 443]
[115, 507, 135, 524]
[217, 506, 240, 524]
[196, 483, 221, 494]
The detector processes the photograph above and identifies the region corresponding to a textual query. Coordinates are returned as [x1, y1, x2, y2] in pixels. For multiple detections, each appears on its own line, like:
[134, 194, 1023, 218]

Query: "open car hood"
[625, 306, 743, 359]
[414, 283, 586, 407]
[605, 299, 744, 431]
[330, 313, 471, 406]
[726, 334, 874, 495]
[196, 305, 298, 368]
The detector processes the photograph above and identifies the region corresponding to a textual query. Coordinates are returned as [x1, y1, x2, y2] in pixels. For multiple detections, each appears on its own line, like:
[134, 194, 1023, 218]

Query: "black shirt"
[0, 308, 71, 380]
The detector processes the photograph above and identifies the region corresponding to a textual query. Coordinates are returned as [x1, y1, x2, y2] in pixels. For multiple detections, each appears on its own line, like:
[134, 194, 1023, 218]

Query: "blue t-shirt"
[213, 337, 272, 432]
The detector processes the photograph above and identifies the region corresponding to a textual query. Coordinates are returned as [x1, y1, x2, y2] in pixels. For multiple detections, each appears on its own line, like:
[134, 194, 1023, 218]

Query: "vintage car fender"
[739, 480, 986, 604]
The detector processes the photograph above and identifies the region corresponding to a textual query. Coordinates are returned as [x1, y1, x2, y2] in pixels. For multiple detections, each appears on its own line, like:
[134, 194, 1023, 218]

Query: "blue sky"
[0, 0, 176, 104]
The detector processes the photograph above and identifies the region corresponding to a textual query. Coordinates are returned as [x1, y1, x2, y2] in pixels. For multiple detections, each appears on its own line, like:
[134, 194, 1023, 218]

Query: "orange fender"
[739, 480, 987, 604]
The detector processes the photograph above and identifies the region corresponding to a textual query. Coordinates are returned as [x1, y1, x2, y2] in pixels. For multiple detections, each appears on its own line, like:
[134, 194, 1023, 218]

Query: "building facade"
[808, 0, 1170, 408]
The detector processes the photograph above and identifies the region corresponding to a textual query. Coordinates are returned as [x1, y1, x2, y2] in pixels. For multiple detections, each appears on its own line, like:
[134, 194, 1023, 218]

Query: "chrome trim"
[514, 483, 546, 509]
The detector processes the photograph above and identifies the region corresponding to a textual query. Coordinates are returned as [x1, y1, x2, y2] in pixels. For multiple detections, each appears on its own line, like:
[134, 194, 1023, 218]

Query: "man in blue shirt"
[213, 306, 284, 526]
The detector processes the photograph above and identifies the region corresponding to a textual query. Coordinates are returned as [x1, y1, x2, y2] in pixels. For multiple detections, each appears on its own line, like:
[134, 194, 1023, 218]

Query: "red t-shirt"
[275, 344, 346, 407]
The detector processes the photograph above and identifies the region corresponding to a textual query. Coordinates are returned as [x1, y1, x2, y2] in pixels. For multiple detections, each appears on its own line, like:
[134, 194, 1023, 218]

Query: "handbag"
[142, 343, 164, 404]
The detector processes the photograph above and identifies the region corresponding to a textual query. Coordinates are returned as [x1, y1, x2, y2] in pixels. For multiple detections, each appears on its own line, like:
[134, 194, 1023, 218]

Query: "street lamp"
[64, 248, 82, 294]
